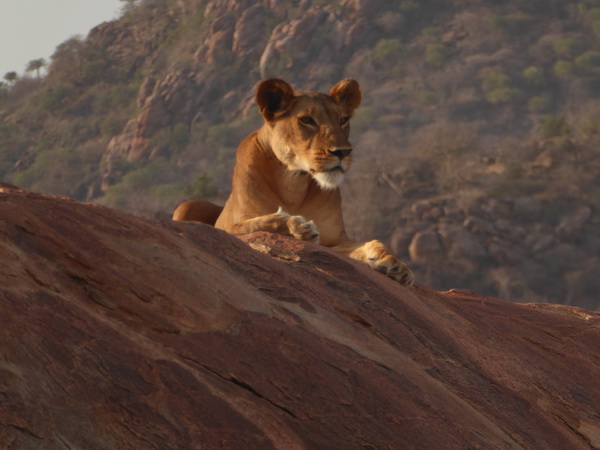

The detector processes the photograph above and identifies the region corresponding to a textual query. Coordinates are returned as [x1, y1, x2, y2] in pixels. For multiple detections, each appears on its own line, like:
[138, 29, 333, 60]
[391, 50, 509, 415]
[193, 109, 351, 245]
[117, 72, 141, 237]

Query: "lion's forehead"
[290, 93, 343, 120]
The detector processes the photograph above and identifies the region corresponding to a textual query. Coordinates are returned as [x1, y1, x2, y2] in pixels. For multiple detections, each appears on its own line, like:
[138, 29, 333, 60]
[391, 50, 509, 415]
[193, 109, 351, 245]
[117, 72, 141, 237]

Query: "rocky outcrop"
[86, 6, 179, 79]
[103, 0, 377, 170]
[105, 69, 200, 166]
[1, 182, 599, 448]
[391, 194, 598, 310]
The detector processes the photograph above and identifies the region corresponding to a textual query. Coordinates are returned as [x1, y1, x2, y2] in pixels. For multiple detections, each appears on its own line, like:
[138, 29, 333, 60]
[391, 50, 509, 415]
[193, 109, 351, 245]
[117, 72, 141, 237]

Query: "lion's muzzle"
[329, 148, 353, 160]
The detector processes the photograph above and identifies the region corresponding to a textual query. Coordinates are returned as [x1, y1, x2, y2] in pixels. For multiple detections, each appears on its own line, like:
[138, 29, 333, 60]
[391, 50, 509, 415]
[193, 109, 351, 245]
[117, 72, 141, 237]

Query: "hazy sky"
[1, 0, 123, 77]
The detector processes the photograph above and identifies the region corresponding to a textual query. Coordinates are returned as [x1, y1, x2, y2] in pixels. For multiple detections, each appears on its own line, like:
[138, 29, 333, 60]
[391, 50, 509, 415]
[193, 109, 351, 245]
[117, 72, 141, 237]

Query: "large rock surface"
[1, 182, 599, 449]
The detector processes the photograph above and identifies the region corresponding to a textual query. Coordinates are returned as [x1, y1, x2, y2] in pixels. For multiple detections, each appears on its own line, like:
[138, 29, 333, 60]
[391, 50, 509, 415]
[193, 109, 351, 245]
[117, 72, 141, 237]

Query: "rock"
[341, 0, 384, 17]
[105, 69, 200, 164]
[389, 223, 429, 260]
[525, 233, 557, 254]
[513, 196, 542, 221]
[204, 0, 255, 17]
[259, 6, 332, 78]
[535, 244, 586, 275]
[408, 228, 444, 263]
[463, 215, 496, 235]
[410, 199, 432, 220]
[342, 17, 368, 50]
[137, 76, 156, 108]
[423, 205, 444, 222]
[484, 198, 513, 218]
[556, 206, 592, 241]
[526, 149, 554, 171]
[438, 224, 487, 270]
[488, 266, 528, 300]
[565, 266, 600, 311]
[441, 203, 465, 222]
[200, 14, 236, 64]
[1, 183, 600, 448]
[232, 4, 267, 63]
[86, 8, 177, 78]
[488, 241, 524, 266]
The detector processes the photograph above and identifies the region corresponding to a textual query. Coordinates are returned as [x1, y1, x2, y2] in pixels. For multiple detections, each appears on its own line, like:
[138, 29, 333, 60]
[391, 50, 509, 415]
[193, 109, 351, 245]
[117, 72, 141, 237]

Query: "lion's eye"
[339, 117, 350, 127]
[299, 116, 317, 126]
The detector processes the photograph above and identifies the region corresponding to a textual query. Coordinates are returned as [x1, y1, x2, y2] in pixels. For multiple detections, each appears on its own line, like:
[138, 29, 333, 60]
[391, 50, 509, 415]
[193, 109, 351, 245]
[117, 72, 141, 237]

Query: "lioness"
[173, 78, 413, 285]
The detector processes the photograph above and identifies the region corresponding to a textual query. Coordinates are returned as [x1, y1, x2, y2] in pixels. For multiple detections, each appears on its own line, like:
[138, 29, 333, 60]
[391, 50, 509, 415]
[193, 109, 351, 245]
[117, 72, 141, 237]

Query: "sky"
[1, 0, 124, 78]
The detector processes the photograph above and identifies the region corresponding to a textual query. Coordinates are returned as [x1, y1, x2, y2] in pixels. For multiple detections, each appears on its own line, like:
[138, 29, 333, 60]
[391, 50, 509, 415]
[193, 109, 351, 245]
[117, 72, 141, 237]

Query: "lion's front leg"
[331, 240, 414, 286]
[231, 208, 320, 243]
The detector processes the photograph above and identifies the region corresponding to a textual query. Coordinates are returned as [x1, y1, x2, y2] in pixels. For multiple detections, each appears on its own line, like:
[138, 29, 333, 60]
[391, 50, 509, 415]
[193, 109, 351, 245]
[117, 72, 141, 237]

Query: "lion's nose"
[329, 148, 353, 159]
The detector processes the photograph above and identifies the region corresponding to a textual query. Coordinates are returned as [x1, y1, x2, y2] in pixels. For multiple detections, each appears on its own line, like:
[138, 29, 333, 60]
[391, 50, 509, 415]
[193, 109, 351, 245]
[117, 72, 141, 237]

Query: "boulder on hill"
[0, 182, 599, 449]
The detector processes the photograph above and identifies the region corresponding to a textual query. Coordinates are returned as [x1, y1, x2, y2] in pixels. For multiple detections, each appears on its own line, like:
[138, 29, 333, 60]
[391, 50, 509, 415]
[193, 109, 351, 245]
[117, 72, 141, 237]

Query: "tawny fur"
[173, 78, 413, 285]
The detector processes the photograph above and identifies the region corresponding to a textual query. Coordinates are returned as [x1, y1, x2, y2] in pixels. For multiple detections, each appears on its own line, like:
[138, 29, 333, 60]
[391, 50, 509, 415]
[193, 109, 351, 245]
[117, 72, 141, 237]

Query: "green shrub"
[103, 161, 171, 209]
[528, 96, 550, 112]
[206, 123, 241, 148]
[350, 106, 376, 132]
[541, 116, 570, 137]
[152, 183, 184, 200]
[40, 85, 74, 111]
[580, 6, 600, 21]
[553, 60, 575, 78]
[150, 123, 190, 157]
[489, 14, 505, 29]
[12, 147, 85, 196]
[425, 44, 447, 68]
[262, 52, 294, 81]
[421, 27, 442, 38]
[118, 164, 162, 189]
[486, 87, 523, 104]
[552, 38, 582, 57]
[84, 60, 109, 83]
[100, 115, 126, 136]
[481, 71, 522, 104]
[482, 71, 510, 91]
[420, 90, 440, 106]
[65, 119, 100, 143]
[98, 84, 137, 111]
[523, 66, 544, 85]
[373, 39, 405, 66]
[399, 0, 418, 12]
[488, 13, 531, 33]
[575, 51, 600, 74]
[185, 173, 218, 200]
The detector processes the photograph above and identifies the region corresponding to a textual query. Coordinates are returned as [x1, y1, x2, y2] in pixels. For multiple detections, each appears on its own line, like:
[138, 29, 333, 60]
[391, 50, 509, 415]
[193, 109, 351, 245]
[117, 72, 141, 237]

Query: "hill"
[1, 182, 599, 448]
[0, 0, 599, 309]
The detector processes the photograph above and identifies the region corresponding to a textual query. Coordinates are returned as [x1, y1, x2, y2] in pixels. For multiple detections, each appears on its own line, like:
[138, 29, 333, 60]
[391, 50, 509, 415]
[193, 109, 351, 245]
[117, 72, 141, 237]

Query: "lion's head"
[256, 78, 362, 190]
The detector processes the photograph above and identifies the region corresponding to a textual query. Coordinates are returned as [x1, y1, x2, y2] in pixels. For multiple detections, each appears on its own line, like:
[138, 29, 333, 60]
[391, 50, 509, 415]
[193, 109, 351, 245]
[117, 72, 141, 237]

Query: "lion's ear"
[256, 78, 295, 121]
[330, 79, 362, 114]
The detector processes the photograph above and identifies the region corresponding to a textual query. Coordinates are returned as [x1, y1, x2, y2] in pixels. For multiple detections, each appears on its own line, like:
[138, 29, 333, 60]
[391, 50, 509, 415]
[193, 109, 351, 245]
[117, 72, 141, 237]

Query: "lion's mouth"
[310, 165, 345, 174]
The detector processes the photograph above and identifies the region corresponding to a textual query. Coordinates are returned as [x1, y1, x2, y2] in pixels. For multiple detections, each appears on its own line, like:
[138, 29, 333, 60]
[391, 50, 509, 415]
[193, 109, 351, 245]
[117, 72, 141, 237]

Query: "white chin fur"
[313, 170, 345, 190]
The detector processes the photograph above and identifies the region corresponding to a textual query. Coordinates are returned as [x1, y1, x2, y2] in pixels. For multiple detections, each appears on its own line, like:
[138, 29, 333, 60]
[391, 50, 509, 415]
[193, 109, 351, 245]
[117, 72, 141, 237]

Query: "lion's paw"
[286, 214, 320, 244]
[363, 240, 414, 286]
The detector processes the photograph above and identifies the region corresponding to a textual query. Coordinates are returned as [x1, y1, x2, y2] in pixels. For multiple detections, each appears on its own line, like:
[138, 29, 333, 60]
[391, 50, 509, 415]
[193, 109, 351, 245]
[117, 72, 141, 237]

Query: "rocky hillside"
[1, 182, 599, 448]
[1, 0, 599, 308]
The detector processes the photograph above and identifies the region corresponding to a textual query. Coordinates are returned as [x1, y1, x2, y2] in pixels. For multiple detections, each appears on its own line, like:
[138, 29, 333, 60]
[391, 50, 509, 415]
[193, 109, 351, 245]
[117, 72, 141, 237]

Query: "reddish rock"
[202, 15, 236, 64]
[556, 206, 592, 241]
[232, 4, 267, 62]
[463, 215, 496, 235]
[0, 182, 599, 448]
[259, 6, 331, 77]
[438, 224, 487, 269]
[105, 69, 198, 164]
[488, 241, 525, 266]
[408, 228, 444, 263]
